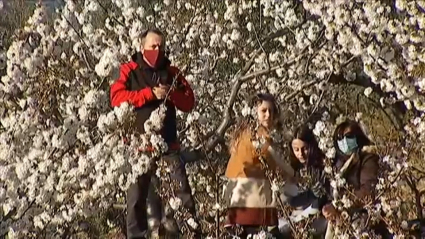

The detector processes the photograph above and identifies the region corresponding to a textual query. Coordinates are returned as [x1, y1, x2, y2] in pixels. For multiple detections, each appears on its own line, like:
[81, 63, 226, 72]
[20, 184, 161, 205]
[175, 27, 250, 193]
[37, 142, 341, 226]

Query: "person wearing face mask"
[110, 28, 199, 239]
[321, 120, 390, 238]
[223, 93, 294, 238]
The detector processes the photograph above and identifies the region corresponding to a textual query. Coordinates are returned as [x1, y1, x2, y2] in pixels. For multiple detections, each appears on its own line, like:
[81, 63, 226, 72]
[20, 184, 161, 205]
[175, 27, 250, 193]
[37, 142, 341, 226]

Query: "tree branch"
[239, 52, 308, 82]
[204, 49, 259, 151]
[406, 174, 423, 219]
[197, 27, 298, 153]
[184, 28, 318, 160]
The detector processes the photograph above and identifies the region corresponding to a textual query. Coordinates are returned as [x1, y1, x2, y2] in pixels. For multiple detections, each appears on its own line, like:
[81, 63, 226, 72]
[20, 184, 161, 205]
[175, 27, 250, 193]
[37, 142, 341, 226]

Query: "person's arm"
[168, 66, 195, 112]
[354, 153, 379, 200]
[267, 145, 295, 181]
[110, 63, 155, 107]
[323, 154, 379, 219]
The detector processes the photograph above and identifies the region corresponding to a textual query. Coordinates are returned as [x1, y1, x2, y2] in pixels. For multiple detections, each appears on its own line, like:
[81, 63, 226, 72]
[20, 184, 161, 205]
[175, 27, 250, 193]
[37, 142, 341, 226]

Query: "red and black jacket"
[110, 52, 195, 150]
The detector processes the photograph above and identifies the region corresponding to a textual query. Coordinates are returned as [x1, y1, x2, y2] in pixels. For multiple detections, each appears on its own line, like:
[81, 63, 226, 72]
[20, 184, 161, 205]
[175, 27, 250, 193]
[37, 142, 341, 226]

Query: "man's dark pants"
[126, 152, 197, 238]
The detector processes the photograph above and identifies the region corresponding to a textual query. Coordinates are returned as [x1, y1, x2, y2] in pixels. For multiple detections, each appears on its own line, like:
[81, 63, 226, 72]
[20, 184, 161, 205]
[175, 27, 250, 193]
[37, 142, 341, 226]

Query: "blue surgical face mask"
[337, 137, 358, 155]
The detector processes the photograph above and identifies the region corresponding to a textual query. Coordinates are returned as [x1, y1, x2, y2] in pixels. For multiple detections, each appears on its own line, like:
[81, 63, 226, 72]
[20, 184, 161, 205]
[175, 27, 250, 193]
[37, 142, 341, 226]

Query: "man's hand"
[322, 204, 338, 220]
[152, 84, 170, 99]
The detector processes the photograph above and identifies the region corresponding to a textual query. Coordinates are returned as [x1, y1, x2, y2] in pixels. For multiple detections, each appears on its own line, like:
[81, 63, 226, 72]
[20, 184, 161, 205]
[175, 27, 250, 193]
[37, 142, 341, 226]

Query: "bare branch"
[94, 0, 125, 27]
[204, 49, 260, 151]
[239, 53, 308, 82]
[283, 78, 319, 101]
[189, 27, 324, 157]
[198, 28, 297, 152]
[306, 73, 332, 119]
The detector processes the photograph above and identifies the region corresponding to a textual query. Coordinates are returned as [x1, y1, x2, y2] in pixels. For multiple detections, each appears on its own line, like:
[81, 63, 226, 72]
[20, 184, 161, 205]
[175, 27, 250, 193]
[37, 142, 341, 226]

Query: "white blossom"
[169, 197, 182, 210]
[187, 217, 198, 229]
[364, 87, 373, 97]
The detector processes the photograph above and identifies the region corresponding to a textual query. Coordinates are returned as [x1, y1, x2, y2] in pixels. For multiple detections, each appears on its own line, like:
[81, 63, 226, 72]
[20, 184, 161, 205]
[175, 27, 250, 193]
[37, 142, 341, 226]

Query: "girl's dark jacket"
[288, 158, 330, 210]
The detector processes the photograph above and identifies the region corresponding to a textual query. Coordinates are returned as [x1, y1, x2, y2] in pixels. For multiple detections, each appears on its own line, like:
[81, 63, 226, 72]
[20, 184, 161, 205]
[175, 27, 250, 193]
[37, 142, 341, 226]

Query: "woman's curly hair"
[229, 93, 281, 153]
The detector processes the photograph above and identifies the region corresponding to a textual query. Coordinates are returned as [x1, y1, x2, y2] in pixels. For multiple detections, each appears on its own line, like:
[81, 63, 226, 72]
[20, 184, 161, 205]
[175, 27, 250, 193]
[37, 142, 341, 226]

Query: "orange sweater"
[224, 126, 279, 226]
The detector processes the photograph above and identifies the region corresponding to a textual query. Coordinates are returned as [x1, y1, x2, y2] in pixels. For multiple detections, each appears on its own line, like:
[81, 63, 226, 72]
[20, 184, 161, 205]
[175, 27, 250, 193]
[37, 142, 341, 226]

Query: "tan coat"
[335, 146, 379, 204]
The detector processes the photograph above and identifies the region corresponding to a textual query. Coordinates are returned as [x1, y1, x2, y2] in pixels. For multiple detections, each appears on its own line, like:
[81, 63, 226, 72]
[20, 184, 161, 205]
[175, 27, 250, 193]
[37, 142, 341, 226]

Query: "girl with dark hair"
[279, 126, 329, 238]
[223, 93, 294, 238]
[290, 125, 325, 172]
[322, 120, 390, 238]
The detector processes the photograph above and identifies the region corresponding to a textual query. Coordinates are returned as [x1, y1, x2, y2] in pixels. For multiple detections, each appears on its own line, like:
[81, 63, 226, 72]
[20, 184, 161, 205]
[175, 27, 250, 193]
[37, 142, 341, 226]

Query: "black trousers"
[126, 152, 197, 239]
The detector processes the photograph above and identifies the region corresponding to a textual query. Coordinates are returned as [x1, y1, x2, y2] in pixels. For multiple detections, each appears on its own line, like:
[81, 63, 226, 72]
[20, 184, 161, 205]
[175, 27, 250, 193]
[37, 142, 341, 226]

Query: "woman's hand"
[322, 204, 338, 220]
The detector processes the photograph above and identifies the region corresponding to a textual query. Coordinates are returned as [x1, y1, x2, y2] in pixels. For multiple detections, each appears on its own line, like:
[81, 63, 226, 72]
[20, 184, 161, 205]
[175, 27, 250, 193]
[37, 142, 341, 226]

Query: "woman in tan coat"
[322, 120, 390, 238]
[223, 93, 294, 238]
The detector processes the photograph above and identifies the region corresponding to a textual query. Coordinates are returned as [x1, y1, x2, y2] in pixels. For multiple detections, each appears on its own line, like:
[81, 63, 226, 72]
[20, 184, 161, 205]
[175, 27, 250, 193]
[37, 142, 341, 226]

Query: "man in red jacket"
[110, 28, 198, 239]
